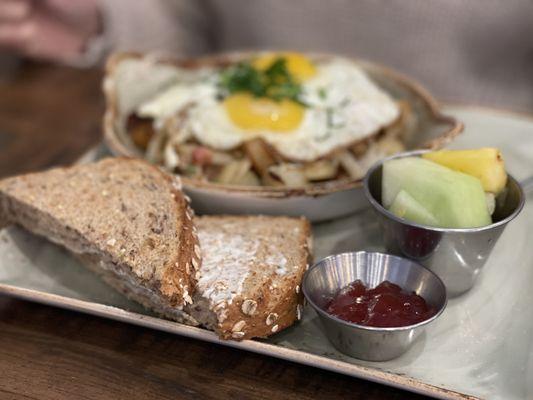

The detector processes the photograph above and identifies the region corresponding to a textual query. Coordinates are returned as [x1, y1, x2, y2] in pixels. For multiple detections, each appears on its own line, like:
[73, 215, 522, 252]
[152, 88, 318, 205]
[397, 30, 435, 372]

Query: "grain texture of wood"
[0, 62, 103, 178]
[0, 62, 429, 400]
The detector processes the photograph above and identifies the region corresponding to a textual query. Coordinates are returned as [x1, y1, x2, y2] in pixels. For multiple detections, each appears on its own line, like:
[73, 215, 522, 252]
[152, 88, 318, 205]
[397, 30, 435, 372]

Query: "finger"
[40, 0, 100, 36]
[0, 20, 33, 50]
[5, 13, 86, 62]
[0, 0, 32, 22]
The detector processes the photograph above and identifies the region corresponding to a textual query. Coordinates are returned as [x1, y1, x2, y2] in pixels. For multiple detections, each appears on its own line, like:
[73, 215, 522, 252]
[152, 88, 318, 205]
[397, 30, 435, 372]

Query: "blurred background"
[1, 0, 532, 110]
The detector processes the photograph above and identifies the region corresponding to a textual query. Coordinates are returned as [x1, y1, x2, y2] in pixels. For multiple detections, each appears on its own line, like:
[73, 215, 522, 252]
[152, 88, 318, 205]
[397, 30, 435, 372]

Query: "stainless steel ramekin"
[363, 150, 525, 297]
[302, 251, 447, 361]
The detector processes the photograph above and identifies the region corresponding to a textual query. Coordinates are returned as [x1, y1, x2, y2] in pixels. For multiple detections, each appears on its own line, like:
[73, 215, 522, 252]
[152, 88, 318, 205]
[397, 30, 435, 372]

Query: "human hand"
[0, 0, 101, 63]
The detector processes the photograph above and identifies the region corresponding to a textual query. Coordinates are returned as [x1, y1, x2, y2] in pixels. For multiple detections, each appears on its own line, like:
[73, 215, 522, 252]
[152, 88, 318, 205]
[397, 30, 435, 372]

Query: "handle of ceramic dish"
[520, 176, 533, 194]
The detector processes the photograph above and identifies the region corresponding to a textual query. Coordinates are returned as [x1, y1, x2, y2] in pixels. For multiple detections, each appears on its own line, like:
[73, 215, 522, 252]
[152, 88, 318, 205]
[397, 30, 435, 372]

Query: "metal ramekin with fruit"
[363, 148, 524, 296]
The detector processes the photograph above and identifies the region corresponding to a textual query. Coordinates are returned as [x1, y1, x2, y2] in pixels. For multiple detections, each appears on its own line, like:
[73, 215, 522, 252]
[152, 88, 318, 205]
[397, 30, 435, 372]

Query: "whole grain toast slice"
[0, 158, 200, 321]
[187, 215, 312, 340]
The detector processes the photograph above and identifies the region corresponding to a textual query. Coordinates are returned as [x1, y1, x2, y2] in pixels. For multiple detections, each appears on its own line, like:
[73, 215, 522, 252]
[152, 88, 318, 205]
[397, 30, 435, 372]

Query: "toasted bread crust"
[221, 218, 311, 340]
[149, 161, 199, 307]
[78, 252, 199, 325]
[0, 157, 199, 309]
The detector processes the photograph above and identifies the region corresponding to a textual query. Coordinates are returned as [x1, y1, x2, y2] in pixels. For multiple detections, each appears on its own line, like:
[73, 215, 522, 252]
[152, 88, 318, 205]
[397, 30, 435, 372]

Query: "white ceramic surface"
[1, 106, 532, 399]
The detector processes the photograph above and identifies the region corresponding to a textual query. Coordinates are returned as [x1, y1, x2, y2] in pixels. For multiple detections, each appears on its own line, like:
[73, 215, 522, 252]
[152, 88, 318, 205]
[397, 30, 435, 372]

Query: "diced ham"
[192, 147, 213, 166]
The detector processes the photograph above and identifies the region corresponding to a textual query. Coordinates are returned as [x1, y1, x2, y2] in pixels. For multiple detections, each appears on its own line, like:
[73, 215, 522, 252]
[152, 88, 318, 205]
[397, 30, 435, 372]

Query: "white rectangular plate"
[1, 106, 532, 400]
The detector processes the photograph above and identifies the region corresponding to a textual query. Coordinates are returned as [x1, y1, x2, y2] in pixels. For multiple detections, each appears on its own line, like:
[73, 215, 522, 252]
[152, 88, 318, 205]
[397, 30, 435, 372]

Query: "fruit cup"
[363, 151, 525, 297]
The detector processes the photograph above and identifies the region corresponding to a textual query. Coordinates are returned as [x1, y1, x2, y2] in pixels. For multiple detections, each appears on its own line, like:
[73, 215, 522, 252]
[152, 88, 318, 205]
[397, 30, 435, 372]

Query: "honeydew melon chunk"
[382, 157, 492, 228]
[389, 190, 440, 226]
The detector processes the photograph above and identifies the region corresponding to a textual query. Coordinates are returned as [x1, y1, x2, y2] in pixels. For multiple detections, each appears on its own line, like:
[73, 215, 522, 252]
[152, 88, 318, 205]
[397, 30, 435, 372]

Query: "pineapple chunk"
[422, 148, 507, 194]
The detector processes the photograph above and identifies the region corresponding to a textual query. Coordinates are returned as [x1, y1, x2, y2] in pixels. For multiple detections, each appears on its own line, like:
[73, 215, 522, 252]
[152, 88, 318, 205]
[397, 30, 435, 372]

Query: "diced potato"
[215, 160, 253, 184]
[243, 138, 277, 175]
[163, 142, 180, 170]
[336, 151, 365, 180]
[304, 160, 338, 181]
[161, 105, 194, 143]
[145, 130, 167, 164]
[269, 164, 307, 187]
[355, 135, 406, 173]
[176, 144, 196, 166]
[210, 151, 235, 165]
[375, 134, 405, 156]
[356, 143, 385, 171]
[239, 170, 261, 186]
[422, 148, 507, 194]
[261, 172, 285, 187]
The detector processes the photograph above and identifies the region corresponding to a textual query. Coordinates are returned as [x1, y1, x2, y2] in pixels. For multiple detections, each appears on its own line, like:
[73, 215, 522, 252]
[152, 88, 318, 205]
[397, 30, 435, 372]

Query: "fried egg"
[138, 53, 400, 162]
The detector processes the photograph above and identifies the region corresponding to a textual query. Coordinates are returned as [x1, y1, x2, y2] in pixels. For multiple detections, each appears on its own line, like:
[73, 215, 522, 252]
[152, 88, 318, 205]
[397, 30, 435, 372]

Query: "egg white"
[138, 59, 400, 161]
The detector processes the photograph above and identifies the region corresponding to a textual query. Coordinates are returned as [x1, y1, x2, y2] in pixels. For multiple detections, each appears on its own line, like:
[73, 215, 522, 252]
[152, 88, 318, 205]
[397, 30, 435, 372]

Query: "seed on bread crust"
[241, 299, 258, 316]
[185, 262, 190, 274]
[266, 313, 278, 326]
[193, 244, 201, 259]
[218, 309, 229, 323]
[295, 285, 300, 294]
[172, 176, 183, 191]
[232, 320, 246, 332]
[231, 331, 245, 339]
[214, 281, 228, 291]
[213, 301, 226, 311]
[192, 257, 199, 270]
[271, 324, 279, 333]
[297, 304, 303, 320]
[183, 290, 193, 305]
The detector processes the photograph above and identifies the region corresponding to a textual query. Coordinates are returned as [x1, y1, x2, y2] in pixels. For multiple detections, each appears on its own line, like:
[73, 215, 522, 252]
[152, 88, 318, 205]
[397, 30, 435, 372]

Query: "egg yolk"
[224, 93, 304, 132]
[253, 52, 317, 82]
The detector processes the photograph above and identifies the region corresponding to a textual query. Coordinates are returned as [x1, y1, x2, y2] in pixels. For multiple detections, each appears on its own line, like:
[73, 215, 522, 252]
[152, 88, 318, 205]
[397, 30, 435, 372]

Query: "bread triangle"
[0, 158, 200, 319]
[188, 215, 312, 340]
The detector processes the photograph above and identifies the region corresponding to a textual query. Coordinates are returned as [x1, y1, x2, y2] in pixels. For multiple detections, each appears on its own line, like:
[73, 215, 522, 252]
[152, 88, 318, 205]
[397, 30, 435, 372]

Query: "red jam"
[326, 280, 436, 328]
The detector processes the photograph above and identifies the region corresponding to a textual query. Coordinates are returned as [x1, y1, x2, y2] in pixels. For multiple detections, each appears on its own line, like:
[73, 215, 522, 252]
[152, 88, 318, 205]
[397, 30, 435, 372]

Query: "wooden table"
[0, 62, 428, 400]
